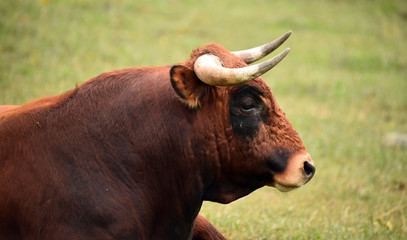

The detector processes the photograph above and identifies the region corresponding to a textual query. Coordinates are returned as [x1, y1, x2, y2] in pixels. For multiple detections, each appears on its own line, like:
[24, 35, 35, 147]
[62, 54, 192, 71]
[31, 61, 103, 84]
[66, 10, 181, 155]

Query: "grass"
[1, 0, 407, 239]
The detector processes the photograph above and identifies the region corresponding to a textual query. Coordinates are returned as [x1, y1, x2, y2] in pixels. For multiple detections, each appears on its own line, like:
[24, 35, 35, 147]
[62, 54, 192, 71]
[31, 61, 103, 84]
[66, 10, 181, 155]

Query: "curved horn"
[194, 48, 290, 86]
[232, 30, 292, 64]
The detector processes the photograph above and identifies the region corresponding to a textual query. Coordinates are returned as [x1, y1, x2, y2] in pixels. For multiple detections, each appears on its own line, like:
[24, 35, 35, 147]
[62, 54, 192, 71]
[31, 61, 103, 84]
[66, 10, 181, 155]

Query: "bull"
[0, 31, 315, 239]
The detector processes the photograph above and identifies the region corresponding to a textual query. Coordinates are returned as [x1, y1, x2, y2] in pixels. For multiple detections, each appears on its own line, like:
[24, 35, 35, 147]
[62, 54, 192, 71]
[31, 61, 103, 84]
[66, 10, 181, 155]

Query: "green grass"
[1, 0, 407, 239]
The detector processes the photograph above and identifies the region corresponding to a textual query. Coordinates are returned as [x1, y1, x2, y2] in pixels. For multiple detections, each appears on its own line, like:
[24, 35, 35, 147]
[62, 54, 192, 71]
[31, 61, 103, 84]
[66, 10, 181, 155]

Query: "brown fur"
[0, 43, 311, 239]
[192, 215, 227, 240]
[0, 105, 18, 112]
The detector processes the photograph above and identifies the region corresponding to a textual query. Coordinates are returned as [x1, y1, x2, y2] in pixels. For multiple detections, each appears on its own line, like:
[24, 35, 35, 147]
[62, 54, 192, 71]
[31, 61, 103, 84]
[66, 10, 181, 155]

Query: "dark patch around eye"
[229, 85, 269, 140]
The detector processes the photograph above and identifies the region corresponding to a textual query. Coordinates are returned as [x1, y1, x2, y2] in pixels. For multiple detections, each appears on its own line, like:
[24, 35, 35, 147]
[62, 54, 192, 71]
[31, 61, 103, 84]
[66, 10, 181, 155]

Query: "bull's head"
[170, 31, 315, 203]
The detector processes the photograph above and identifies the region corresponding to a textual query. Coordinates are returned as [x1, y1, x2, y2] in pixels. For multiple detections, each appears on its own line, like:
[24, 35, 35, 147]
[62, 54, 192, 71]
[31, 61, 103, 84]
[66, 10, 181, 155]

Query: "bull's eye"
[229, 85, 269, 140]
[240, 100, 257, 113]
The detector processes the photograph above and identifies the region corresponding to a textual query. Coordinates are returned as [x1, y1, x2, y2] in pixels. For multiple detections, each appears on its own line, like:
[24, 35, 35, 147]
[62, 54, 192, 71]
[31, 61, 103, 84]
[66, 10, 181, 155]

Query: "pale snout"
[272, 151, 315, 192]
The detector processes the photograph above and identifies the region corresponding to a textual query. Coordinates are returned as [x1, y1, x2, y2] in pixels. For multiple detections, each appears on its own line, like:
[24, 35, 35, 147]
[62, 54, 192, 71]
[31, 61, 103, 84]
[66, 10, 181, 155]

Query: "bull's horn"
[232, 30, 292, 64]
[194, 48, 290, 86]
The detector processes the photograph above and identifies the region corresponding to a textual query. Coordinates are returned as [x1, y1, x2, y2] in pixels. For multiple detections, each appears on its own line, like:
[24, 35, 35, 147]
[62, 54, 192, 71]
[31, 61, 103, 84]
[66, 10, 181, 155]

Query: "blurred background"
[1, 0, 406, 239]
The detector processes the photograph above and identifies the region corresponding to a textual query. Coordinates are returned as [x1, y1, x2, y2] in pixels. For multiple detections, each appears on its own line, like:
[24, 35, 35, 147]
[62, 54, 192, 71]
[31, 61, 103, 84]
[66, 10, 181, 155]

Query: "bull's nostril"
[303, 161, 315, 179]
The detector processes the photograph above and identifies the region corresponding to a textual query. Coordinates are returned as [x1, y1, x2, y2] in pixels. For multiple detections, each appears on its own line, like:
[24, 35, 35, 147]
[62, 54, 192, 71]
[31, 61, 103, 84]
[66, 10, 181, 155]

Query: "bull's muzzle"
[271, 151, 316, 192]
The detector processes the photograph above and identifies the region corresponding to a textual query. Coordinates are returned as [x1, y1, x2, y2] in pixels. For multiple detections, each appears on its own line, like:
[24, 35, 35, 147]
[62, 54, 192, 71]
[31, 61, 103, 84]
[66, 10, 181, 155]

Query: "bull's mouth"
[273, 182, 300, 192]
[267, 181, 300, 192]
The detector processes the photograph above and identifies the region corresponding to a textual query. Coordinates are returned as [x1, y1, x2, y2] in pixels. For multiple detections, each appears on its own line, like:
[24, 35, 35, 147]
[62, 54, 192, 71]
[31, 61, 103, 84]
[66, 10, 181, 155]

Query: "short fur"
[0, 43, 309, 239]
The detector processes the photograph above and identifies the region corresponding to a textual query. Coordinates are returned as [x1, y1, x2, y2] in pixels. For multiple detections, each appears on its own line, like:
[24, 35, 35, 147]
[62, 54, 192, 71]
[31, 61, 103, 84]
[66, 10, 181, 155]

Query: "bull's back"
[0, 66, 180, 239]
[0, 105, 18, 112]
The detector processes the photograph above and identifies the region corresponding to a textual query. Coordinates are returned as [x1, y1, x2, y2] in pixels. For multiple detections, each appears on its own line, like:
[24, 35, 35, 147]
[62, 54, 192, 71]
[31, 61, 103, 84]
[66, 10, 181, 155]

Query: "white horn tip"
[281, 48, 291, 56]
[284, 30, 292, 38]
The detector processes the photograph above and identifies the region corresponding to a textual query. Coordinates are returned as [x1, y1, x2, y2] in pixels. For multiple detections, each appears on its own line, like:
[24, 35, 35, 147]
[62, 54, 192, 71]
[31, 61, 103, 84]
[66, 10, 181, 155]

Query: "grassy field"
[1, 0, 407, 239]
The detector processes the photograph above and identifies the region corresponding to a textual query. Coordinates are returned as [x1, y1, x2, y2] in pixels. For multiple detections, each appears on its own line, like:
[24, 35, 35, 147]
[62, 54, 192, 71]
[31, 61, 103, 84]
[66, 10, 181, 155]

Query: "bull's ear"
[170, 65, 207, 109]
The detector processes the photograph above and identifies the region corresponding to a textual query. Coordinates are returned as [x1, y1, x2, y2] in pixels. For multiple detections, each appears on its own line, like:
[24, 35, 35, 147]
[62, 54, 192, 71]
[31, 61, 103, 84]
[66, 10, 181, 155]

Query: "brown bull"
[0, 31, 315, 239]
